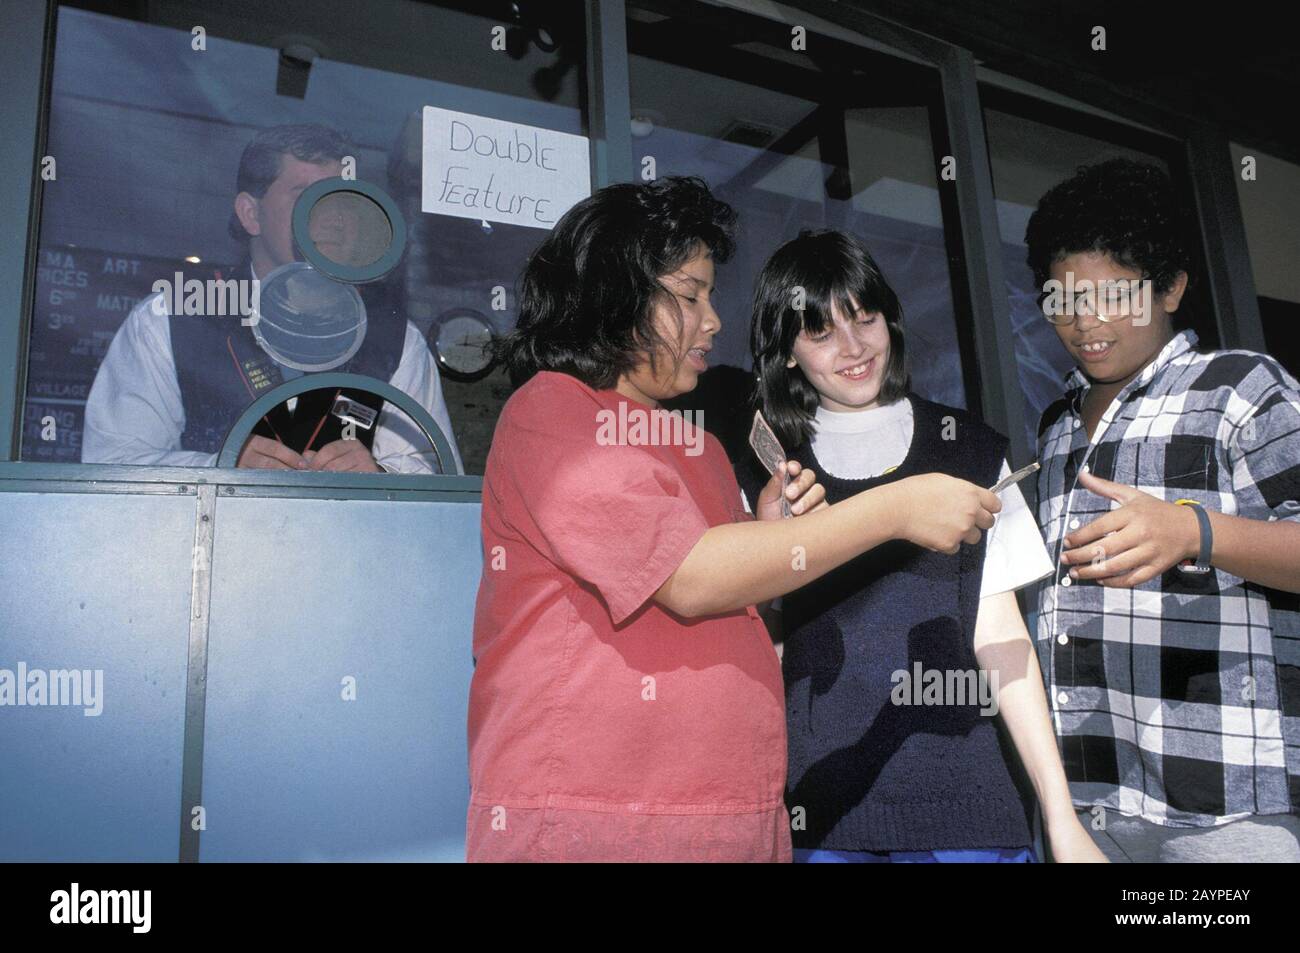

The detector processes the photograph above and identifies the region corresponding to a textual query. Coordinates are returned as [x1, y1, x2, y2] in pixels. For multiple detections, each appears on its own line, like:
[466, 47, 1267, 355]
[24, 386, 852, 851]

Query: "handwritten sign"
[421, 106, 590, 230]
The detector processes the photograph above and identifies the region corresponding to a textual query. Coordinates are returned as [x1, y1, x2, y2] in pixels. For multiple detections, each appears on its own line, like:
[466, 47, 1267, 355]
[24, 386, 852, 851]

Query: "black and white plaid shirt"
[1032, 329, 1300, 826]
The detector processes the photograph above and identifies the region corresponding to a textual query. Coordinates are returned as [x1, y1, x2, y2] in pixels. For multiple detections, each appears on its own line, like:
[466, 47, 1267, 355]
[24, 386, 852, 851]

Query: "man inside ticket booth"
[82, 123, 463, 474]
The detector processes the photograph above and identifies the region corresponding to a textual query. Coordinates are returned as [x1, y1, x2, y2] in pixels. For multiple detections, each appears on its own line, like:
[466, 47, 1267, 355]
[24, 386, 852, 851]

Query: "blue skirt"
[794, 846, 1035, 863]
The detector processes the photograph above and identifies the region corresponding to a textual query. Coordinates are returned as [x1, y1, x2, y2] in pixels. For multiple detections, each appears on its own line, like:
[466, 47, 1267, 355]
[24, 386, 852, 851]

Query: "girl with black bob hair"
[469, 181, 1005, 863]
[751, 229, 909, 450]
[738, 229, 1105, 864]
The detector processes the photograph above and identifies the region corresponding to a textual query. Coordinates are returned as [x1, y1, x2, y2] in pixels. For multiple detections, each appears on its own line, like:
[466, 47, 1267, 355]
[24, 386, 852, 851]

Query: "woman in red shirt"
[468, 176, 1003, 862]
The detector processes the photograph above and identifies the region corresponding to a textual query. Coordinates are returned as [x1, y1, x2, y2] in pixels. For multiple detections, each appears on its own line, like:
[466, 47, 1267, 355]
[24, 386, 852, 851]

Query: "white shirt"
[82, 286, 463, 475]
[809, 398, 1052, 597]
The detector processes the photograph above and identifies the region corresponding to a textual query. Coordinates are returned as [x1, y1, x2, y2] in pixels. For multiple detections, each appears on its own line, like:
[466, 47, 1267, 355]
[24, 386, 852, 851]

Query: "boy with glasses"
[1026, 158, 1300, 862]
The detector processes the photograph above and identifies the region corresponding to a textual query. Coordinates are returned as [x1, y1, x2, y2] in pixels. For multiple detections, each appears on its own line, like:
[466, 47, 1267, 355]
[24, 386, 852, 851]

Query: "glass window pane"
[24, 1, 588, 474]
[627, 2, 973, 438]
[982, 100, 1215, 450]
[1230, 143, 1300, 379]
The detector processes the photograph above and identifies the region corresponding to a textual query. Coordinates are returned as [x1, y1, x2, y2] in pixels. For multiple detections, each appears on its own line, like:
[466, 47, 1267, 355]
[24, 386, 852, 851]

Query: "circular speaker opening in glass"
[292, 178, 407, 284]
[251, 262, 367, 372]
[307, 190, 392, 269]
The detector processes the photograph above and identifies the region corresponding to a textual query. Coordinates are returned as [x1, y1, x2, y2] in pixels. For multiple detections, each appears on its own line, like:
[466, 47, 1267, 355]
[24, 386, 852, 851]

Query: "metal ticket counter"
[0, 378, 481, 862]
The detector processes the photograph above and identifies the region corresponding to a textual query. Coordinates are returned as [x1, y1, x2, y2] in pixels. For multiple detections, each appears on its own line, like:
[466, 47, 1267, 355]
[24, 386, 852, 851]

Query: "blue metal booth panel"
[0, 490, 195, 861]
[198, 495, 480, 862]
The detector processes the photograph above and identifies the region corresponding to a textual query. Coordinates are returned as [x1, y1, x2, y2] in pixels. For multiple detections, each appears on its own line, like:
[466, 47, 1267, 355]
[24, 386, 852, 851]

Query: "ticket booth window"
[24, 0, 588, 474]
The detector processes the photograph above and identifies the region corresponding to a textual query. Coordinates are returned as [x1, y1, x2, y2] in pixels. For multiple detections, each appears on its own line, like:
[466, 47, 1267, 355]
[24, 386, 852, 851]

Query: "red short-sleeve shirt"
[467, 371, 790, 862]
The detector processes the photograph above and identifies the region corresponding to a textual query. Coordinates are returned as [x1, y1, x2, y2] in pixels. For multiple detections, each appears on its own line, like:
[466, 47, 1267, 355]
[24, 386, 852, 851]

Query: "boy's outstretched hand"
[1060, 471, 1201, 587]
[756, 460, 827, 520]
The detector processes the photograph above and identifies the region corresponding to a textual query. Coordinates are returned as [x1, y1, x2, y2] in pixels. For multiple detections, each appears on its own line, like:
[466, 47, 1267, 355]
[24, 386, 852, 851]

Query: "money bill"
[749, 410, 792, 518]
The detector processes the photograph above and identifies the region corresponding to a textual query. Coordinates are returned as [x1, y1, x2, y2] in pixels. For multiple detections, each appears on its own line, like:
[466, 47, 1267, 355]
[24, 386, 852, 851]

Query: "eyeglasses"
[1038, 276, 1152, 326]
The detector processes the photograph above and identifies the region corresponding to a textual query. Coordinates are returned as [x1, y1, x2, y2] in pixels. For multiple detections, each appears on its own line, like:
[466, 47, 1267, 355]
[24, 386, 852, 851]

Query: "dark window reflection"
[627, 2, 973, 459]
[982, 100, 1216, 451]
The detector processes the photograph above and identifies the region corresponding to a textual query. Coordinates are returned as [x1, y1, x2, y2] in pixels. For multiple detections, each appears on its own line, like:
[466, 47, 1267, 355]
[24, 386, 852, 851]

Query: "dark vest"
[739, 395, 1030, 852]
[171, 262, 406, 455]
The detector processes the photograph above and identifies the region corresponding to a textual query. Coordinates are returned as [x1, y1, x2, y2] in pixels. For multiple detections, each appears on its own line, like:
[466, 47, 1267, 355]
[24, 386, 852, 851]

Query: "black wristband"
[1177, 500, 1213, 572]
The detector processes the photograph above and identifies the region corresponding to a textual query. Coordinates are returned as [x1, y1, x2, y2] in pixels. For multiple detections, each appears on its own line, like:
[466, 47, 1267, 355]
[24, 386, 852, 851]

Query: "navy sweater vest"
[171, 261, 406, 455]
[739, 395, 1030, 852]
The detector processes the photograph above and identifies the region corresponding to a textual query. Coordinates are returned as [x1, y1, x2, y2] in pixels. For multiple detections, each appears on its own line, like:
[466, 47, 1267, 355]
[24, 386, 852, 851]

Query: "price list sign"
[24, 246, 197, 462]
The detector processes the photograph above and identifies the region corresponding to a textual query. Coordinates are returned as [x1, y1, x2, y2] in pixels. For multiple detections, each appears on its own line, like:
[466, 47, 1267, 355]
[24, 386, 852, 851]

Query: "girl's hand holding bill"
[756, 459, 826, 520]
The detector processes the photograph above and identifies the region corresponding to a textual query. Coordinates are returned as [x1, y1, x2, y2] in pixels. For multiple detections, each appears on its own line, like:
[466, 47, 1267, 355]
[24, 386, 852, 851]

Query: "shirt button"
[1081, 464, 1090, 474]
[1061, 575, 1073, 587]
[1057, 692, 1069, 705]
[1058, 634, 1069, 645]
[1072, 417, 1080, 429]
[1069, 518, 1080, 529]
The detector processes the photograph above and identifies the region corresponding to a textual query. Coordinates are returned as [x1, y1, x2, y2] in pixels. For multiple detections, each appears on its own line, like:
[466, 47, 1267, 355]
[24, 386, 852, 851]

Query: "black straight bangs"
[777, 270, 889, 350]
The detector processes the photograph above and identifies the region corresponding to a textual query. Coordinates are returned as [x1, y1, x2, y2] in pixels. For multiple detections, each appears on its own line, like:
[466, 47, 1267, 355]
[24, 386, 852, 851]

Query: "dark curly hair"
[750, 229, 908, 450]
[498, 176, 736, 389]
[1025, 158, 1195, 304]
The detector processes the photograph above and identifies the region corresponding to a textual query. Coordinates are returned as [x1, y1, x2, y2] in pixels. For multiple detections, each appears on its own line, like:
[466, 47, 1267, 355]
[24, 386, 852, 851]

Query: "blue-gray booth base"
[0, 485, 479, 861]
